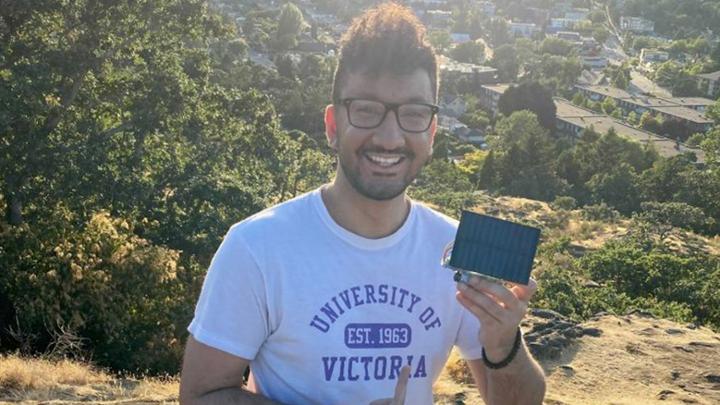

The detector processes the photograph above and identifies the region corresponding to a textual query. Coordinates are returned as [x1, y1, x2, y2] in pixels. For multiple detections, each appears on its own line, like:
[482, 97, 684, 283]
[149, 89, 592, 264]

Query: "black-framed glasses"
[341, 98, 439, 133]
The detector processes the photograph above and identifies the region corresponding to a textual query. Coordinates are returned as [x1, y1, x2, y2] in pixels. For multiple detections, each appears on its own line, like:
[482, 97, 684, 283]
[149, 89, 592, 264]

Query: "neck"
[321, 177, 411, 239]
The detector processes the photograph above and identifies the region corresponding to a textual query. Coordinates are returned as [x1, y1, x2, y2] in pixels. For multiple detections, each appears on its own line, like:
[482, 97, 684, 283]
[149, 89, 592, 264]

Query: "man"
[179, 3, 546, 404]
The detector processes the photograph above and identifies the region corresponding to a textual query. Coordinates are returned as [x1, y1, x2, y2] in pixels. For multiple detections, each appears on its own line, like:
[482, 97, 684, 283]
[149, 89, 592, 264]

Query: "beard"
[338, 146, 430, 201]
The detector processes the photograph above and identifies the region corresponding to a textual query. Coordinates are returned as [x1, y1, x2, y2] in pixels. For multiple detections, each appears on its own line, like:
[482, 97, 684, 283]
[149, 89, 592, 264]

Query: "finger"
[466, 276, 520, 310]
[392, 366, 410, 404]
[511, 277, 538, 302]
[457, 283, 507, 321]
[456, 291, 501, 326]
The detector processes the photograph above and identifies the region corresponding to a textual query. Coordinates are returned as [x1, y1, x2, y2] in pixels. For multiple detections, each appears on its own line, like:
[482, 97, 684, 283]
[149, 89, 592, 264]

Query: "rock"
[657, 389, 675, 400]
[674, 345, 693, 353]
[671, 370, 680, 380]
[529, 308, 564, 319]
[558, 365, 575, 376]
[582, 327, 603, 337]
[686, 323, 698, 329]
[666, 328, 685, 335]
[626, 308, 656, 317]
[704, 373, 720, 384]
[638, 327, 657, 336]
[625, 343, 645, 355]
[688, 341, 716, 348]
[583, 280, 601, 288]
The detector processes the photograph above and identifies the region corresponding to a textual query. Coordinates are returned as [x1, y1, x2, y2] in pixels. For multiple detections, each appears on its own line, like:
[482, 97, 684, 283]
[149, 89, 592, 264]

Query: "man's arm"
[466, 343, 546, 405]
[179, 336, 282, 405]
[456, 276, 546, 405]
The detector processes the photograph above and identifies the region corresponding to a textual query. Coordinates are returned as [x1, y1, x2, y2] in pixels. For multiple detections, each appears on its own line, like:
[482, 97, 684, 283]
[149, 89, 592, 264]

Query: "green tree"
[487, 111, 567, 200]
[540, 37, 575, 57]
[428, 30, 452, 53]
[450, 41, 486, 64]
[490, 44, 519, 82]
[498, 82, 557, 130]
[273, 2, 305, 51]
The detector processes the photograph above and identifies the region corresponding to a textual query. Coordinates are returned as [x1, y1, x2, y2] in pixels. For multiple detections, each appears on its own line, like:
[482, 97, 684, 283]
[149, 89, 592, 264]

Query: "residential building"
[554, 98, 705, 163]
[440, 96, 467, 118]
[450, 33, 471, 44]
[640, 49, 669, 64]
[575, 85, 714, 133]
[439, 56, 498, 88]
[424, 10, 453, 28]
[509, 22, 541, 38]
[549, 18, 590, 32]
[659, 97, 716, 113]
[582, 55, 608, 69]
[696, 70, 720, 98]
[564, 9, 590, 21]
[620, 16, 655, 33]
[478, 83, 512, 116]
[479, 1, 496, 17]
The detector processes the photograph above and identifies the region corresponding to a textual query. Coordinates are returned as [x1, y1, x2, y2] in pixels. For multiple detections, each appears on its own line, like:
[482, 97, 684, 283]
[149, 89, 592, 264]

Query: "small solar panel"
[448, 211, 541, 285]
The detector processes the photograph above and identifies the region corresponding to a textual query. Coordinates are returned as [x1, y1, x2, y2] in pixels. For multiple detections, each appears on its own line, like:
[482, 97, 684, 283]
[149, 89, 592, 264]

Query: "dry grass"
[0, 354, 178, 403]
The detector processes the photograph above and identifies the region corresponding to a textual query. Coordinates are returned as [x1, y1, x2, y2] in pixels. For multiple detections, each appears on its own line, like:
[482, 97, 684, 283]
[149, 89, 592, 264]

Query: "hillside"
[434, 311, 720, 405]
[2, 196, 718, 404]
[2, 311, 718, 404]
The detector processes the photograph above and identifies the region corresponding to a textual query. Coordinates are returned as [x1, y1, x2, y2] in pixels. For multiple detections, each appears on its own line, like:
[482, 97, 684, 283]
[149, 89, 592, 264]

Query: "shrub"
[581, 202, 620, 222]
[0, 206, 201, 373]
[551, 196, 577, 210]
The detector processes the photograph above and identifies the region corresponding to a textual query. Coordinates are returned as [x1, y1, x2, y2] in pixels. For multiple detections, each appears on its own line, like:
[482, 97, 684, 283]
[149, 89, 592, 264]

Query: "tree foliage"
[498, 82, 557, 130]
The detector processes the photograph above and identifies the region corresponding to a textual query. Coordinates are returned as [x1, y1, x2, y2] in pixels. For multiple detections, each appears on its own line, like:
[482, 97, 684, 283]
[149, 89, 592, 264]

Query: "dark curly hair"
[331, 2, 438, 104]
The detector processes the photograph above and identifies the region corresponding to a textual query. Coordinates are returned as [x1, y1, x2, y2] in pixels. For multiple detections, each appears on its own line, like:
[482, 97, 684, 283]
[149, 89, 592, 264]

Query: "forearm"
[183, 387, 284, 405]
[483, 344, 546, 405]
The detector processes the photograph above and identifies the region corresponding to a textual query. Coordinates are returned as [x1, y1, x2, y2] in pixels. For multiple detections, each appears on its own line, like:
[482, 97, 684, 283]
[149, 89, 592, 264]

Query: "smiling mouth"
[363, 152, 407, 168]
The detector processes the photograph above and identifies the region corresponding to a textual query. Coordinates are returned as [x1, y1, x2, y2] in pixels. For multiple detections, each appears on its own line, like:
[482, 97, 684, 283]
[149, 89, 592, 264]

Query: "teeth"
[366, 153, 403, 167]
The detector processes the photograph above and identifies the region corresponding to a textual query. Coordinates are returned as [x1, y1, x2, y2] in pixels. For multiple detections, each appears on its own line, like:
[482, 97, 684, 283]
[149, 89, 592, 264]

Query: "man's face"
[325, 69, 437, 201]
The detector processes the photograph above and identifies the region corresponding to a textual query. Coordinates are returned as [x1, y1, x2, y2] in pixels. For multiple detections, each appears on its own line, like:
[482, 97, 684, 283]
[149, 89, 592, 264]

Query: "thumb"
[392, 366, 410, 405]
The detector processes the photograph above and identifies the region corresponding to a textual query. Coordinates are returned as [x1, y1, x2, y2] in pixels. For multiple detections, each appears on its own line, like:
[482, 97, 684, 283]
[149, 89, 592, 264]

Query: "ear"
[324, 104, 338, 150]
[428, 115, 438, 154]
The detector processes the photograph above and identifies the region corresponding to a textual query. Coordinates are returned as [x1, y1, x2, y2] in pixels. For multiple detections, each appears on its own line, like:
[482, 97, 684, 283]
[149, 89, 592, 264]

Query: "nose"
[372, 109, 406, 150]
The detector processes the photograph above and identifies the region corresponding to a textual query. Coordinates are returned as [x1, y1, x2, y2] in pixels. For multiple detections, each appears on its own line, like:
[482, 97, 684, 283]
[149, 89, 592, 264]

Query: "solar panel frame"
[447, 211, 541, 285]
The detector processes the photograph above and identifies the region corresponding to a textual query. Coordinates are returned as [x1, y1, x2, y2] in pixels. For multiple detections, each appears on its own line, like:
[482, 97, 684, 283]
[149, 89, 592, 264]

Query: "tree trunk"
[5, 193, 23, 225]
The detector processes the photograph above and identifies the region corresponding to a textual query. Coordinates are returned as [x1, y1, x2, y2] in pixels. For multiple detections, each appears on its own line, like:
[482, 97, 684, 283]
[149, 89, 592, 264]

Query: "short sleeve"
[454, 306, 484, 360]
[188, 227, 270, 360]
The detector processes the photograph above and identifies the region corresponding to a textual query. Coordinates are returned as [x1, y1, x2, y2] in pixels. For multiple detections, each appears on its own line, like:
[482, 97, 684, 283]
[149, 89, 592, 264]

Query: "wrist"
[482, 328, 522, 370]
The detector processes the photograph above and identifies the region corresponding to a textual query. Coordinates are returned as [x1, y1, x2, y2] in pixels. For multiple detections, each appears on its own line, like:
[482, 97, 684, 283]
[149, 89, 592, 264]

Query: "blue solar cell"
[448, 211, 541, 285]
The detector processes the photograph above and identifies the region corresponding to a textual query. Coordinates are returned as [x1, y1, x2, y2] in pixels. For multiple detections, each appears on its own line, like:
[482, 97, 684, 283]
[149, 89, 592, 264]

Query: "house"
[554, 98, 705, 163]
[450, 33, 472, 44]
[479, 1, 496, 17]
[440, 96, 468, 118]
[424, 10, 453, 28]
[478, 83, 512, 116]
[438, 115, 466, 132]
[582, 55, 608, 69]
[509, 22, 540, 38]
[620, 16, 655, 33]
[574, 85, 714, 133]
[549, 18, 590, 33]
[439, 56, 498, 88]
[640, 49, 669, 64]
[696, 70, 720, 98]
[564, 8, 590, 21]
[455, 127, 487, 146]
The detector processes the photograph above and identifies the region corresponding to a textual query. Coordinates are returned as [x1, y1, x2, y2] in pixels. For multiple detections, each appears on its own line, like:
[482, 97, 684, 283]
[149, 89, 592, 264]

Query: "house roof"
[554, 98, 604, 118]
[697, 70, 720, 81]
[558, 115, 705, 163]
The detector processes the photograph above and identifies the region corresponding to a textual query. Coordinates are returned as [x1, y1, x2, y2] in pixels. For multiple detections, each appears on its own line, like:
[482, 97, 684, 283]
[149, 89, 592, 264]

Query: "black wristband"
[481, 327, 522, 370]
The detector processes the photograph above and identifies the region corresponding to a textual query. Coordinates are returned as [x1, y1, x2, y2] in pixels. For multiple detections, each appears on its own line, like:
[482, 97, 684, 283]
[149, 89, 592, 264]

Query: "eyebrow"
[345, 93, 434, 104]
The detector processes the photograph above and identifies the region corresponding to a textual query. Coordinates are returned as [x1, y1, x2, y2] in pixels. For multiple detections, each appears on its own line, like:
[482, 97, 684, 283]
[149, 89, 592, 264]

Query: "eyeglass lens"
[348, 99, 434, 132]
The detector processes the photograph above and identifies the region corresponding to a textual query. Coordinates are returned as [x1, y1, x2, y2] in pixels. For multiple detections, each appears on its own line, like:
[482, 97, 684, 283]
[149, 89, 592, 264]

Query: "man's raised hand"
[369, 366, 410, 405]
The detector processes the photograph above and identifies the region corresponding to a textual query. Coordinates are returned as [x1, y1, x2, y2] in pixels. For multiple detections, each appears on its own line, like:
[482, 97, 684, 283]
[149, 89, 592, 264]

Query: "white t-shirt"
[188, 188, 483, 404]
